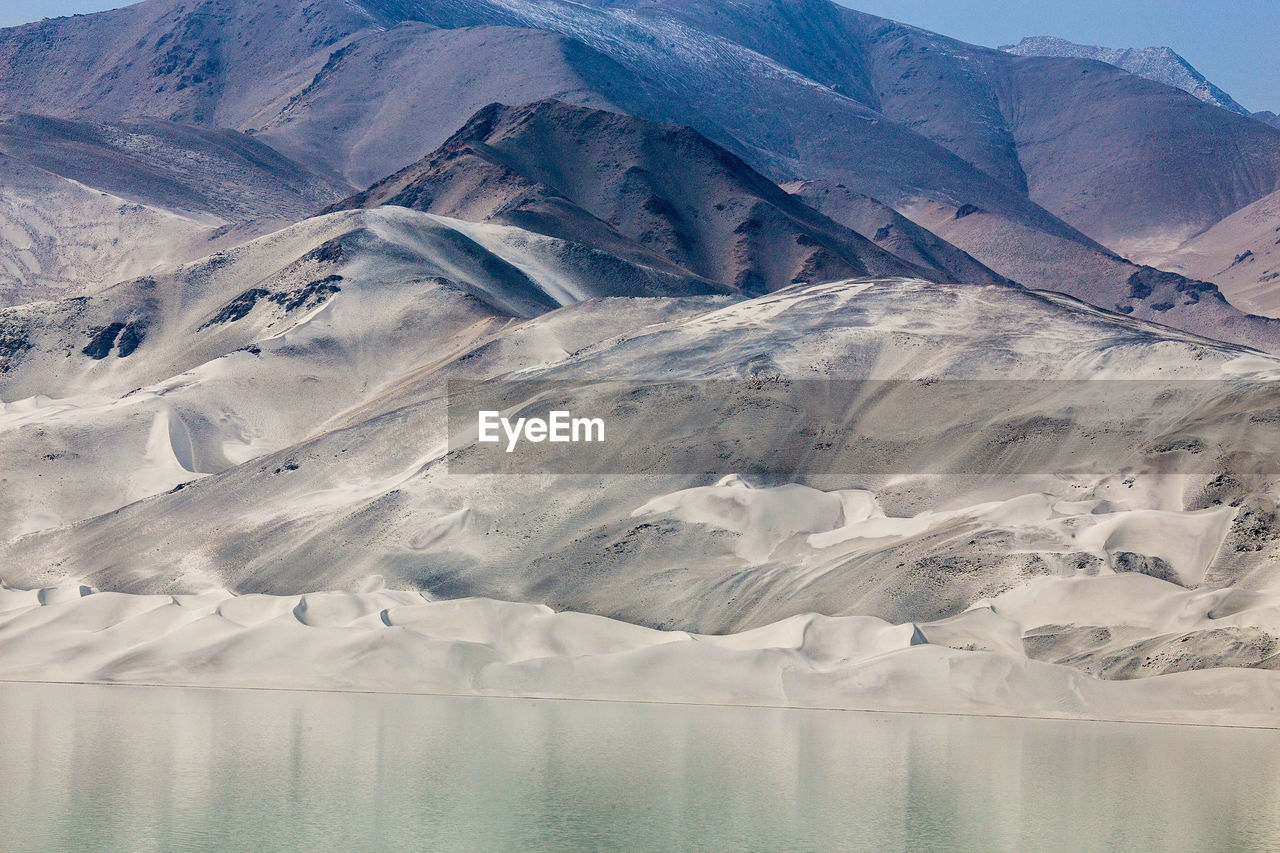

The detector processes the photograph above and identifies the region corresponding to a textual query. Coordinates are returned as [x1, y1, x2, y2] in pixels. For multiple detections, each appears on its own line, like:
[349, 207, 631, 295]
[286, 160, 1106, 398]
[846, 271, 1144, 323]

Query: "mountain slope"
[1001, 36, 1251, 116]
[2, 1, 1276, 347]
[0, 113, 349, 223]
[1153, 188, 1280, 316]
[986, 53, 1280, 259]
[818, 6, 1280, 258]
[3, 275, 1280, 691]
[0, 112, 349, 306]
[892, 197, 1280, 353]
[502, 0, 1280, 258]
[0, 0, 379, 127]
[0, 203, 729, 533]
[353, 0, 1102, 243]
[783, 180, 1015, 287]
[1255, 111, 1280, 130]
[381, 0, 1280, 307]
[6, 0, 1278, 264]
[0, 0, 1106, 259]
[336, 100, 926, 293]
[251, 22, 698, 189]
[0, 156, 211, 308]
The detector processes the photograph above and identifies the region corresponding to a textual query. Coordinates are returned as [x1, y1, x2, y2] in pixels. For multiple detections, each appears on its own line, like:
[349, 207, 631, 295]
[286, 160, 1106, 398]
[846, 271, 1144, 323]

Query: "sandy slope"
[0, 206, 725, 535]
[1153, 188, 1280, 317]
[0, 159, 214, 307]
[3, 266, 1279, 721]
[0, 113, 350, 306]
[0, 583, 1274, 727]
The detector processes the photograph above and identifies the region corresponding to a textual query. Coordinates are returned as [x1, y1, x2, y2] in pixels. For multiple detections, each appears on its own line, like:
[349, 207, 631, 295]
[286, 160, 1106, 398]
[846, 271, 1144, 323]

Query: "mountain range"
[0, 0, 1279, 722]
[1002, 36, 1253, 116]
[1005, 35, 1280, 133]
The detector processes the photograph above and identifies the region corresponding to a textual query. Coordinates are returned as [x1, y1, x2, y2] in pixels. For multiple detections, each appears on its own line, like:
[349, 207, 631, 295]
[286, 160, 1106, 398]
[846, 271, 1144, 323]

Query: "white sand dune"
[5, 262, 1280, 723]
[0, 582, 1275, 727]
[0, 206, 724, 536]
[2, 0, 1279, 733]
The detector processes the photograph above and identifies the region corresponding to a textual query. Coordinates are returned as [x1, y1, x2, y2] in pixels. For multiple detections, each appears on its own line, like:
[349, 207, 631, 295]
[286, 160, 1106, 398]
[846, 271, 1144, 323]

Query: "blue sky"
[5, 0, 1278, 112]
[0, 1, 123, 28]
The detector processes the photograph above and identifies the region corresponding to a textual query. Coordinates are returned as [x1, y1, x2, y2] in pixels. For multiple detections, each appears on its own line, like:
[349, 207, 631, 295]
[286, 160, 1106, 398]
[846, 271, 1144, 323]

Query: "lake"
[0, 683, 1276, 851]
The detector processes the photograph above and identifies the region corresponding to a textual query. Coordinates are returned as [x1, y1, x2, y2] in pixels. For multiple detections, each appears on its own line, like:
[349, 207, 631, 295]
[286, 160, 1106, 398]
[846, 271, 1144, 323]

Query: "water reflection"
[1, 683, 1276, 851]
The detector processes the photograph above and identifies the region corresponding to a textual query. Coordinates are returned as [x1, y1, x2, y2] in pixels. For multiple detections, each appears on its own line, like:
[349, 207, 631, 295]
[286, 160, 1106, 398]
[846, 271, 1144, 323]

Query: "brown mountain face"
[783, 180, 1014, 288]
[335, 100, 927, 293]
[0, 0, 1278, 342]
[0, 0, 1095, 249]
[5, 0, 1278, 262]
[1153, 188, 1280, 317]
[637, 0, 1280, 257]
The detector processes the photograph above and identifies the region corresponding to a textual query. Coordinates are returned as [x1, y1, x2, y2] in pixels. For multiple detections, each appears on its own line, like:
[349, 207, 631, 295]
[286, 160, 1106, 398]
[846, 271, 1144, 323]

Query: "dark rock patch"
[303, 238, 346, 265]
[116, 321, 147, 357]
[267, 275, 343, 311]
[83, 322, 125, 359]
[201, 288, 270, 329]
[1112, 551, 1182, 586]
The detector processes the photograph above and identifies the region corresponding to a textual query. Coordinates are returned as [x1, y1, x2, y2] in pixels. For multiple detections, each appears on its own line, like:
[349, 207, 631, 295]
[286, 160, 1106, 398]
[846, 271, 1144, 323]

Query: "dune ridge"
[0, 581, 1276, 727]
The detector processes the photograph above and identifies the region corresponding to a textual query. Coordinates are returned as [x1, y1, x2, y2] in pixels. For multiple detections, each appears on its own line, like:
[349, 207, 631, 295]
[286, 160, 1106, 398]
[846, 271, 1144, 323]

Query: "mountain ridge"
[0, 0, 1278, 719]
[334, 99, 938, 292]
[1001, 35, 1252, 116]
[1, 0, 1278, 343]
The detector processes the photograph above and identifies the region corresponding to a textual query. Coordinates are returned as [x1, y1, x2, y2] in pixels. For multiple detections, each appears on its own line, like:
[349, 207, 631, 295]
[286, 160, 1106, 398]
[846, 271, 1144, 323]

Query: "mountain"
[0, 112, 350, 306]
[0, 0, 1279, 721]
[1152, 187, 1280, 316]
[827, 11, 1280, 260]
[12, 0, 1280, 264]
[4, 268, 1280, 685]
[901, 197, 1280, 352]
[782, 180, 1013, 287]
[390, 0, 1280, 257]
[330, 99, 1280, 352]
[0, 0, 1074, 243]
[1001, 36, 1251, 116]
[784, 181, 1280, 352]
[1255, 111, 1280, 130]
[335, 100, 928, 293]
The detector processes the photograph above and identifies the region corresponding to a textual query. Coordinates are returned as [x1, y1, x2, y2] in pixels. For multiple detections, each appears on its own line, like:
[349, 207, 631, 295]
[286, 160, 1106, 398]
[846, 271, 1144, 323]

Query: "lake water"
[0, 683, 1277, 852]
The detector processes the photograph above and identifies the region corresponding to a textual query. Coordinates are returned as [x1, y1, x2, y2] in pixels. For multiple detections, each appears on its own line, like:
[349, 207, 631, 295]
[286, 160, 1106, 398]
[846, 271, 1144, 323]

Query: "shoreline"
[4, 674, 1277, 732]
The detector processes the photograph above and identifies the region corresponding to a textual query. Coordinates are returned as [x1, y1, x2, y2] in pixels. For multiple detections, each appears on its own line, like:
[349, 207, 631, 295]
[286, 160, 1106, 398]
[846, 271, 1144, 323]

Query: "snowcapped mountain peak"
[1002, 35, 1250, 116]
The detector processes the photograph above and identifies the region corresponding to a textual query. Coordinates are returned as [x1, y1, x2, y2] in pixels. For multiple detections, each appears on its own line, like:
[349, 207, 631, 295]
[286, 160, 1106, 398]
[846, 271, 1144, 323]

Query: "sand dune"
[0, 0, 1278, 727]
[4, 276, 1279, 708]
[0, 582, 1274, 727]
